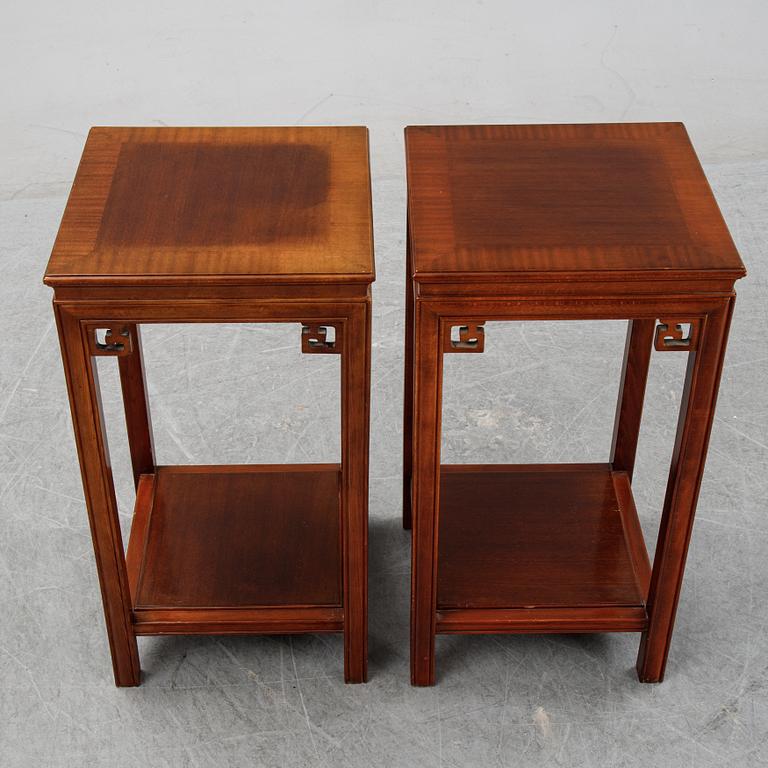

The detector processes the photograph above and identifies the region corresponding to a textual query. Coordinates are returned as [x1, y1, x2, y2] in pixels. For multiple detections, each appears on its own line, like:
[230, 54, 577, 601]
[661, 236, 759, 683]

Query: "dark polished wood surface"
[405, 123, 745, 282]
[404, 122, 744, 686]
[44, 126, 374, 287]
[134, 465, 341, 609]
[437, 464, 648, 610]
[98, 143, 331, 249]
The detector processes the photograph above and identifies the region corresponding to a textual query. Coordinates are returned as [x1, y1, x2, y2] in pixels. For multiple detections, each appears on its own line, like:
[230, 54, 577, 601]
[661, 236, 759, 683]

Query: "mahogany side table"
[402, 122, 746, 686]
[44, 126, 374, 685]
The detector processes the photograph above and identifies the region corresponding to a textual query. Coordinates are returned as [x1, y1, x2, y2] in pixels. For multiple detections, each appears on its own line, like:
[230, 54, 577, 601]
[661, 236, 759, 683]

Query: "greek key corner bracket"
[654, 319, 701, 352]
[443, 322, 485, 353]
[301, 323, 341, 354]
[87, 325, 134, 357]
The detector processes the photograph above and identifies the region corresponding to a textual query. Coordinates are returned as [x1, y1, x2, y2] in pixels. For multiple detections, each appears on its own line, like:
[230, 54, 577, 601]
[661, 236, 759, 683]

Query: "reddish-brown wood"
[637, 297, 735, 682]
[133, 606, 344, 635]
[402, 207, 415, 530]
[613, 471, 652, 598]
[611, 319, 655, 480]
[125, 473, 153, 603]
[45, 127, 373, 686]
[45, 127, 374, 289]
[117, 324, 154, 487]
[405, 123, 743, 282]
[133, 465, 341, 609]
[437, 464, 647, 610]
[437, 606, 648, 634]
[405, 122, 745, 686]
[54, 304, 140, 686]
[340, 301, 371, 682]
[410, 302, 443, 686]
[97, 142, 331, 249]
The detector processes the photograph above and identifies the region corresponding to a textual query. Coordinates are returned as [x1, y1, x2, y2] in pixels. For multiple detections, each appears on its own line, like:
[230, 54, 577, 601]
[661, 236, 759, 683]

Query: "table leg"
[410, 304, 443, 686]
[55, 306, 140, 686]
[610, 319, 655, 480]
[341, 302, 371, 682]
[117, 324, 155, 488]
[402, 210, 415, 530]
[636, 298, 735, 682]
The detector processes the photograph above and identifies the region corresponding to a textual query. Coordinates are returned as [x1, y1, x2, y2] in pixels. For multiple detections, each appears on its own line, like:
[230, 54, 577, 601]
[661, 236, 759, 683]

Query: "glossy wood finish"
[97, 143, 331, 249]
[402, 209, 415, 530]
[637, 297, 735, 682]
[46, 127, 373, 685]
[45, 127, 374, 289]
[409, 301, 443, 684]
[133, 466, 341, 608]
[117, 324, 154, 488]
[437, 464, 649, 610]
[610, 319, 655, 481]
[340, 301, 371, 683]
[55, 304, 140, 685]
[405, 123, 743, 281]
[404, 122, 745, 686]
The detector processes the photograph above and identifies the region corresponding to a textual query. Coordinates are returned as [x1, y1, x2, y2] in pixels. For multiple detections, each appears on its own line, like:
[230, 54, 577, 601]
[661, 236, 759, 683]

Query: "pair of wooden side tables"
[44, 123, 745, 688]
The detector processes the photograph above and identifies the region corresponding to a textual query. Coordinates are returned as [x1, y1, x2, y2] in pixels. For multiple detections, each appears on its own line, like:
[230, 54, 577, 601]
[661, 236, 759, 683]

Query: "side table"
[403, 123, 745, 686]
[44, 126, 374, 685]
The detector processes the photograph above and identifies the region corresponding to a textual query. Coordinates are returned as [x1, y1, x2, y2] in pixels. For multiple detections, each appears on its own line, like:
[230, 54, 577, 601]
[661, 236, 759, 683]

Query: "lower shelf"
[126, 464, 343, 635]
[436, 463, 651, 634]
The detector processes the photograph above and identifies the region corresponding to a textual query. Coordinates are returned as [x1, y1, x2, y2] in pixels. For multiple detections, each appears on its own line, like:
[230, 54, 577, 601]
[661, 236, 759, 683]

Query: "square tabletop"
[44, 126, 374, 289]
[405, 123, 745, 285]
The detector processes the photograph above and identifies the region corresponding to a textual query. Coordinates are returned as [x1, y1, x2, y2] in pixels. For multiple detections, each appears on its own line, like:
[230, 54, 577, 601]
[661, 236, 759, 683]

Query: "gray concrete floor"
[2, 3, 767, 766]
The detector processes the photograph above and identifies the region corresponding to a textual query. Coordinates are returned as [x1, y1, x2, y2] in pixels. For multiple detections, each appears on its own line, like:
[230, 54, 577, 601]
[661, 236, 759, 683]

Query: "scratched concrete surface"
[1, 2, 767, 766]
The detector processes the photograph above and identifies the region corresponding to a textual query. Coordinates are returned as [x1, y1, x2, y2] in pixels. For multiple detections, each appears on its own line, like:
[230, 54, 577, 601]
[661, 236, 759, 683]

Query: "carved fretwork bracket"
[87, 325, 134, 357]
[301, 324, 341, 354]
[654, 319, 700, 351]
[444, 322, 485, 353]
